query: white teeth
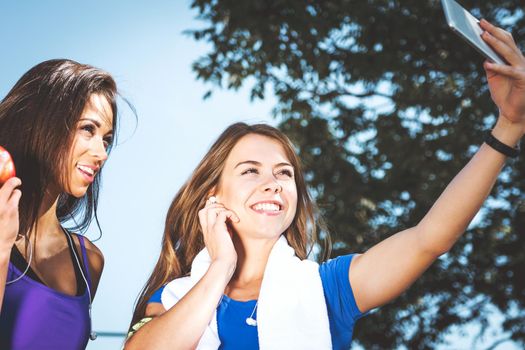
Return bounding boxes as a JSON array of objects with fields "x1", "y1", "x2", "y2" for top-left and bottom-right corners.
[
  {"x1": 253, "y1": 203, "x2": 280, "y2": 211},
  {"x1": 77, "y1": 165, "x2": 94, "y2": 176}
]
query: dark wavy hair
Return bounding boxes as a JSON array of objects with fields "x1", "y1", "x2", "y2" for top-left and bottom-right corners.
[{"x1": 0, "y1": 59, "x2": 118, "y2": 236}]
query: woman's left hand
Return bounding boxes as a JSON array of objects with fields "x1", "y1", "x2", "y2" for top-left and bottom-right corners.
[{"x1": 481, "y1": 19, "x2": 525, "y2": 135}]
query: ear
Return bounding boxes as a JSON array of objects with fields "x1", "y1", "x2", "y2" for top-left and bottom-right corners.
[{"x1": 207, "y1": 186, "x2": 217, "y2": 198}]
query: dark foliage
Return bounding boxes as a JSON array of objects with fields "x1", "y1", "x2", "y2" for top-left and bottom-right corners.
[{"x1": 189, "y1": 1, "x2": 525, "y2": 348}]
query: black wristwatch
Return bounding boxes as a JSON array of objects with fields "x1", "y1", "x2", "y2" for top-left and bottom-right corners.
[{"x1": 484, "y1": 131, "x2": 520, "y2": 158}]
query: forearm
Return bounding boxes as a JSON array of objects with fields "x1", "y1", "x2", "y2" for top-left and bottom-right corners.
[
  {"x1": 352, "y1": 24, "x2": 525, "y2": 312},
  {"x1": 417, "y1": 117, "x2": 522, "y2": 255},
  {"x1": 351, "y1": 118, "x2": 522, "y2": 312},
  {"x1": 125, "y1": 260, "x2": 233, "y2": 350}
]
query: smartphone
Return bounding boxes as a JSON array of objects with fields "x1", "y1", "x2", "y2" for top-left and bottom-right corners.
[{"x1": 441, "y1": 0, "x2": 507, "y2": 65}]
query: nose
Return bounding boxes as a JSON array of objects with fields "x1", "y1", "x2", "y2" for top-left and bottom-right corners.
[
  {"x1": 92, "y1": 137, "x2": 108, "y2": 162},
  {"x1": 261, "y1": 176, "x2": 282, "y2": 194}
]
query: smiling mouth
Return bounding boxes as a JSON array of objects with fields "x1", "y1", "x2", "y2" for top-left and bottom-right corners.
[
  {"x1": 78, "y1": 165, "x2": 94, "y2": 175},
  {"x1": 250, "y1": 202, "x2": 283, "y2": 213},
  {"x1": 77, "y1": 165, "x2": 96, "y2": 179}
]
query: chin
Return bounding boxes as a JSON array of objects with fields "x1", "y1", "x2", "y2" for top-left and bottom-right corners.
[
  {"x1": 69, "y1": 186, "x2": 89, "y2": 198},
  {"x1": 235, "y1": 225, "x2": 284, "y2": 240}
]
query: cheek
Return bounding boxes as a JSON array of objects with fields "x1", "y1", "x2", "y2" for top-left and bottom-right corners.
[
  {"x1": 219, "y1": 180, "x2": 249, "y2": 206},
  {"x1": 70, "y1": 137, "x2": 88, "y2": 158},
  {"x1": 65, "y1": 138, "x2": 82, "y2": 168},
  {"x1": 285, "y1": 183, "x2": 298, "y2": 204},
  {"x1": 54, "y1": 154, "x2": 72, "y2": 190},
  {"x1": 61, "y1": 141, "x2": 83, "y2": 191}
]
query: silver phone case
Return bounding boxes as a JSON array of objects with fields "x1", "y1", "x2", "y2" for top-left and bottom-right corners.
[{"x1": 441, "y1": 0, "x2": 506, "y2": 65}]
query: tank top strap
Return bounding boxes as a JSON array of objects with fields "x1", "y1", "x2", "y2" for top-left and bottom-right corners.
[{"x1": 76, "y1": 235, "x2": 92, "y2": 290}]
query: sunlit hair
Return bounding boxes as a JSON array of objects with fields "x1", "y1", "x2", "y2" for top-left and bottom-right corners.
[
  {"x1": 0, "y1": 59, "x2": 118, "y2": 237},
  {"x1": 130, "y1": 122, "x2": 330, "y2": 327}
]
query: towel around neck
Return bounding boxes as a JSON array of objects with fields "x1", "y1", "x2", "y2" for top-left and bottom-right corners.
[{"x1": 162, "y1": 235, "x2": 332, "y2": 349}]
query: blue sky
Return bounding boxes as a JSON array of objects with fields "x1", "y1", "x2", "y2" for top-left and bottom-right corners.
[
  {"x1": 0, "y1": 1, "x2": 518, "y2": 349},
  {"x1": 1, "y1": 1, "x2": 275, "y2": 348}
]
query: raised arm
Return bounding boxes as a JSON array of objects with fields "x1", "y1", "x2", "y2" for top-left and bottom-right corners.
[
  {"x1": 350, "y1": 19, "x2": 525, "y2": 313},
  {"x1": 125, "y1": 200, "x2": 238, "y2": 350},
  {"x1": 0, "y1": 177, "x2": 22, "y2": 314}
]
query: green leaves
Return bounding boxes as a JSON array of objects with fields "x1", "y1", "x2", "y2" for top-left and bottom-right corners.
[{"x1": 189, "y1": 0, "x2": 525, "y2": 347}]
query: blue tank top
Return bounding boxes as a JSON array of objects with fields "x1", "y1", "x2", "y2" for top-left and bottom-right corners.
[
  {"x1": 149, "y1": 254, "x2": 364, "y2": 350},
  {"x1": 0, "y1": 234, "x2": 92, "y2": 350}
]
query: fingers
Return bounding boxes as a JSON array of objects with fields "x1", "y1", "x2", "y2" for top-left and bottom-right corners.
[
  {"x1": 0, "y1": 177, "x2": 21, "y2": 204},
  {"x1": 212, "y1": 210, "x2": 238, "y2": 234},
  {"x1": 8, "y1": 189, "x2": 22, "y2": 207},
  {"x1": 481, "y1": 31, "x2": 519, "y2": 66},
  {"x1": 480, "y1": 19, "x2": 523, "y2": 66},
  {"x1": 198, "y1": 198, "x2": 220, "y2": 233},
  {"x1": 484, "y1": 61, "x2": 525, "y2": 82},
  {"x1": 198, "y1": 197, "x2": 240, "y2": 237},
  {"x1": 480, "y1": 19, "x2": 516, "y2": 46},
  {"x1": 481, "y1": 31, "x2": 514, "y2": 65},
  {"x1": 0, "y1": 180, "x2": 20, "y2": 229},
  {"x1": 205, "y1": 197, "x2": 239, "y2": 222},
  {"x1": 206, "y1": 204, "x2": 239, "y2": 233},
  {"x1": 0, "y1": 189, "x2": 21, "y2": 218}
]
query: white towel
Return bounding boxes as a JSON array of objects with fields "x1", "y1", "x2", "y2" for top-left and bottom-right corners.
[{"x1": 162, "y1": 235, "x2": 332, "y2": 349}]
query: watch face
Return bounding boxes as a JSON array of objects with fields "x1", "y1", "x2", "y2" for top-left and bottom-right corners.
[{"x1": 0, "y1": 146, "x2": 16, "y2": 184}]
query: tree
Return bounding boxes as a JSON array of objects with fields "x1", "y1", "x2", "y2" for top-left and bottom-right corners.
[{"x1": 188, "y1": 0, "x2": 525, "y2": 348}]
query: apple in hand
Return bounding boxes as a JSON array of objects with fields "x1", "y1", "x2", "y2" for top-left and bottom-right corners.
[{"x1": 0, "y1": 146, "x2": 16, "y2": 185}]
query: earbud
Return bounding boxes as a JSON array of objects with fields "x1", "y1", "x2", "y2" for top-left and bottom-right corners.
[
  {"x1": 88, "y1": 303, "x2": 96, "y2": 341},
  {"x1": 245, "y1": 301, "x2": 258, "y2": 327}
]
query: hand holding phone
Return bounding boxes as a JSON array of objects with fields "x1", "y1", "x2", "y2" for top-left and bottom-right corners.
[{"x1": 441, "y1": 0, "x2": 507, "y2": 65}]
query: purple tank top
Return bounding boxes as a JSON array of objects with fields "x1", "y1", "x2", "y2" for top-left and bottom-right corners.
[{"x1": 0, "y1": 235, "x2": 92, "y2": 350}]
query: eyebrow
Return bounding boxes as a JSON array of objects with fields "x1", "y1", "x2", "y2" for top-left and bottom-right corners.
[
  {"x1": 79, "y1": 118, "x2": 113, "y2": 134},
  {"x1": 234, "y1": 160, "x2": 294, "y2": 169}
]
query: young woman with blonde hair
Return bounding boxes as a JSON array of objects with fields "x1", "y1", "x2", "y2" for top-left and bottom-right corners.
[{"x1": 126, "y1": 20, "x2": 525, "y2": 349}]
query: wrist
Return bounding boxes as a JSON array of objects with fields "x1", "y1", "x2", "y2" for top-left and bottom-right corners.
[
  {"x1": 209, "y1": 259, "x2": 237, "y2": 282},
  {"x1": 485, "y1": 116, "x2": 522, "y2": 158},
  {"x1": 492, "y1": 116, "x2": 524, "y2": 146}
]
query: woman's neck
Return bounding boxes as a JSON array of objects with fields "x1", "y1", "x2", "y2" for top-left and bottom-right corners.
[
  {"x1": 230, "y1": 235, "x2": 278, "y2": 285},
  {"x1": 28, "y1": 190, "x2": 61, "y2": 239},
  {"x1": 16, "y1": 194, "x2": 63, "y2": 261}
]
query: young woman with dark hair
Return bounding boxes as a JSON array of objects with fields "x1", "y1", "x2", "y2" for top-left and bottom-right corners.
[
  {"x1": 0, "y1": 59, "x2": 119, "y2": 349},
  {"x1": 125, "y1": 20, "x2": 524, "y2": 349}
]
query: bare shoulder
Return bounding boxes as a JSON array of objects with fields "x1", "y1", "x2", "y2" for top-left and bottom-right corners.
[
  {"x1": 82, "y1": 236, "x2": 104, "y2": 266},
  {"x1": 73, "y1": 235, "x2": 104, "y2": 273},
  {"x1": 350, "y1": 253, "x2": 363, "y2": 267},
  {"x1": 72, "y1": 234, "x2": 105, "y2": 296}
]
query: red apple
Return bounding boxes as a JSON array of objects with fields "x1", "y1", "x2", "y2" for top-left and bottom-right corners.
[{"x1": 0, "y1": 146, "x2": 16, "y2": 184}]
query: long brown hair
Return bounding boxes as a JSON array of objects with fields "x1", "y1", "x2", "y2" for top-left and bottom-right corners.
[
  {"x1": 130, "y1": 122, "x2": 330, "y2": 327},
  {"x1": 0, "y1": 59, "x2": 118, "y2": 237}
]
